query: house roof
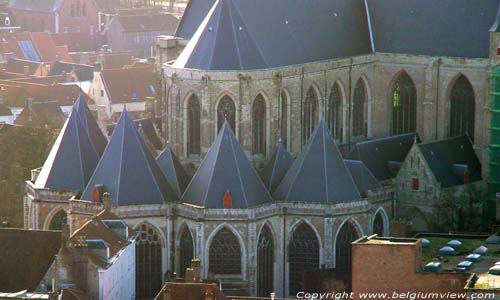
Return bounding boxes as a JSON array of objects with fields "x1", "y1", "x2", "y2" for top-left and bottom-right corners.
[
  {"x1": 0, "y1": 228, "x2": 61, "y2": 292},
  {"x1": 49, "y1": 61, "x2": 94, "y2": 81},
  {"x1": 274, "y1": 120, "x2": 361, "y2": 203},
  {"x1": 156, "y1": 144, "x2": 190, "y2": 198},
  {"x1": 9, "y1": 0, "x2": 63, "y2": 13},
  {"x1": 29, "y1": 32, "x2": 58, "y2": 62},
  {"x1": 100, "y1": 66, "x2": 156, "y2": 103},
  {"x1": 14, "y1": 100, "x2": 65, "y2": 127},
  {"x1": 81, "y1": 110, "x2": 178, "y2": 206},
  {"x1": 366, "y1": 0, "x2": 500, "y2": 59},
  {"x1": 3, "y1": 58, "x2": 41, "y2": 75},
  {"x1": 113, "y1": 13, "x2": 179, "y2": 33},
  {"x1": 347, "y1": 132, "x2": 419, "y2": 181},
  {"x1": 74, "y1": 94, "x2": 107, "y2": 157},
  {"x1": 418, "y1": 135, "x2": 482, "y2": 188},
  {"x1": 181, "y1": 121, "x2": 272, "y2": 208},
  {"x1": 344, "y1": 159, "x2": 380, "y2": 197},
  {"x1": 35, "y1": 107, "x2": 99, "y2": 191},
  {"x1": 173, "y1": 0, "x2": 371, "y2": 70},
  {"x1": 260, "y1": 142, "x2": 294, "y2": 194}
]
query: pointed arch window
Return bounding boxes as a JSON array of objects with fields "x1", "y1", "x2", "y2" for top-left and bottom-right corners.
[
  {"x1": 303, "y1": 87, "x2": 318, "y2": 143},
  {"x1": 49, "y1": 210, "x2": 67, "y2": 230},
  {"x1": 391, "y1": 73, "x2": 417, "y2": 135},
  {"x1": 217, "y1": 96, "x2": 236, "y2": 133},
  {"x1": 353, "y1": 79, "x2": 367, "y2": 137},
  {"x1": 257, "y1": 225, "x2": 274, "y2": 297},
  {"x1": 187, "y1": 95, "x2": 201, "y2": 156},
  {"x1": 449, "y1": 75, "x2": 475, "y2": 140},
  {"x1": 136, "y1": 223, "x2": 163, "y2": 299},
  {"x1": 179, "y1": 226, "x2": 194, "y2": 278},
  {"x1": 289, "y1": 223, "x2": 319, "y2": 295},
  {"x1": 335, "y1": 221, "x2": 360, "y2": 291},
  {"x1": 209, "y1": 227, "x2": 241, "y2": 275},
  {"x1": 280, "y1": 91, "x2": 288, "y2": 148},
  {"x1": 328, "y1": 82, "x2": 343, "y2": 142},
  {"x1": 253, "y1": 95, "x2": 266, "y2": 156},
  {"x1": 373, "y1": 212, "x2": 385, "y2": 237}
]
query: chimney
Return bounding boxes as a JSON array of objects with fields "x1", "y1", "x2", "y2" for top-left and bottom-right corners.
[
  {"x1": 23, "y1": 65, "x2": 30, "y2": 77},
  {"x1": 103, "y1": 192, "x2": 112, "y2": 211},
  {"x1": 72, "y1": 237, "x2": 89, "y2": 292}
]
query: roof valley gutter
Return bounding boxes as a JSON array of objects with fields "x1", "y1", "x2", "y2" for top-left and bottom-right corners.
[{"x1": 363, "y1": 0, "x2": 375, "y2": 53}]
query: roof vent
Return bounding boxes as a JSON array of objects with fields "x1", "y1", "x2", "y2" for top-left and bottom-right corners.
[
  {"x1": 421, "y1": 238, "x2": 431, "y2": 248},
  {"x1": 456, "y1": 260, "x2": 473, "y2": 271},
  {"x1": 447, "y1": 240, "x2": 462, "y2": 248},
  {"x1": 466, "y1": 253, "x2": 482, "y2": 262},
  {"x1": 474, "y1": 245, "x2": 488, "y2": 255},
  {"x1": 102, "y1": 220, "x2": 129, "y2": 240},
  {"x1": 424, "y1": 261, "x2": 441, "y2": 272},
  {"x1": 439, "y1": 246, "x2": 455, "y2": 255}
]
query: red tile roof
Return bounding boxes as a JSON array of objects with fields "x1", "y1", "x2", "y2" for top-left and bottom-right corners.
[{"x1": 30, "y1": 32, "x2": 58, "y2": 62}]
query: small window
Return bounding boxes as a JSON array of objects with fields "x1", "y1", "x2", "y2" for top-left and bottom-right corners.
[
  {"x1": 100, "y1": 90, "x2": 104, "y2": 97},
  {"x1": 412, "y1": 178, "x2": 419, "y2": 191}
]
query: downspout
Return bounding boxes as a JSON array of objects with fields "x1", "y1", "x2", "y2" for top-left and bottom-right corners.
[
  {"x1": 282, "y1": 207, "x2": 287, "y2": 298},
  {"x1": 434, "y1": 58, "x2": 442, "y2": 140}
]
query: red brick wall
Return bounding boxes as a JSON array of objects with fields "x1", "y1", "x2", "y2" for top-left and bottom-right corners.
[
  {"x1": 352, "y1": 242, "x2": 469, "y2": 300},
  {"x1": 10, "y1": 10, "x2": 55, "y2": 32}
]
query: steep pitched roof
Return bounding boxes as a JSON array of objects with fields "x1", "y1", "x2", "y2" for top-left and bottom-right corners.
[
  {"x1": 9, "y1": 0, "x2": 63, "y2": 12},
  {"x1": 366, "y1": 0, "x2": 500, "y2": 59},
  {"x1": 100, "y1": 66, "x2": 156, "y2": 103},
  {"x1": 418, "y1": 135, "x2": 482, "y2": 188},
  {"x1": 156, "y1": 144, "x2": 190, "y2": 198},
  {"x1": 136, "y1": 118, "x2": 162, "y2": 150},
  {"x1": 260, "y1": 142, "x2": 294, "y2": 194},
  {"x1": 174, "y1": 0, "x2": 371, "y2": 70},
  {"x1": 181, "y1": 121, "x2": 272, "y2": 208},
  {"x1": 81, "y1": 110, "x2": 177, "y2": 206},
  {"x1": 35, "y1": 108, "x2": 99, "y2": 191},
  {"x1": 347, "y1": 132, "x2": 419, "y2": 181},
  {"x1": 274, "y1": 121, "x2": 361, "y2": 203},
  {"x1": 0, "y1": 229, "x2": 61, "y2": 292},
  {"x1": 175, "y1": 0, "x2": 216, "y2": 39},
  {"x1": 14, "y1": 100, "x2": 65, "y2": 127},
  {"x1": 75, "y1": 94, "x2": 107, "y2": 157},
  {"x1": 344, "y1": 159, "x2": 380, "y2": 197}
]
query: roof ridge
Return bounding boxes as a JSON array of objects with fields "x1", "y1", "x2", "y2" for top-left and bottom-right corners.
[
  {"x1": 226, "y1": 0, "x2": 243, "y2": 70},
  {"x1": 228, "y1": 127, "x2": 248, "y2": 207},
  {"x1": 201, "y1": 125, "x2": 225, "y2": 206}
]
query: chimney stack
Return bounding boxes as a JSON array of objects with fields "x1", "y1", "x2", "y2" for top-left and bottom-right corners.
[
  {"x1": 72, "y1": 237, "x2": 89, "y2": 292},
  {"x1": 103, "y1": 192, "x2": 112, "y2": 211}
]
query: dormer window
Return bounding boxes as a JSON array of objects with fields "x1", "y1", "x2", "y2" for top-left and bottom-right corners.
[{"x1": 86, "y1": 239, "x2": 110, "y2": 262}]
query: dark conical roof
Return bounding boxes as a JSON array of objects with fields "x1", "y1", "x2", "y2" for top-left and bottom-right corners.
[
  {"x1": 74, "y1": 94, "x2": 107, "y2": 156},
  {"x1": 35, "y1": 108, "x2": 99, "y2": 191},
  {"x1": 156, "y1": 144, "x2": 190, "y2": 198},
  {"x1": 181, "y1": 121, "x2": 272, "y2": 208},
  {"x1": 273, "y1": 121, "x2": 361, "y2": 203},
  {"x1": 344, "y1": 159, "x2": 380, "y2": 197},
  {"x1": 81, "y1": 110, "x2": 178, "y2": 206},
  {"x1": 260, "y1": 142, "x2": 294, "y2": 193}
]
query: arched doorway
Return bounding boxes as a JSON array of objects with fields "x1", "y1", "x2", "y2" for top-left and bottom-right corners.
[
  {"x1": 391, "y1": 72, "x2": 416, "y2": 135},
  {"x1": 178, "y1": 226, "x2": 194, "y2": 278},
  {"x1": 136, "y1": 223, "x2": 163, "y2": 299},
  {"x1": 302, "y1": 87, "x2": 319, "y2": 143},
  {"x1": 253, "y1": 94, "x2": 266, "y2": 156},
  {"x1": 49, "y1": 209, "x2": 67, "y2": 230},
  {"x1": 373, "y1": 212, "x2": 385, "y2": 237},
  {"x1": 288, "y1": 222, "x2": 319, "y2": 296},
  {"x1": 449, "y1": 75, "x2": 475, "y2": 140},
  {"x1": 257, "y1": 224, "x2": 274, "y2": 296},
  {"x1": 217, "y1": 95, "x2": 236, "y2": 132},
  {"x1": 209, "y1": 227, "x2": 242, "y2": 275},
  {"x1": 335, "y1": 220, "x2": 360, "y2": 290}
]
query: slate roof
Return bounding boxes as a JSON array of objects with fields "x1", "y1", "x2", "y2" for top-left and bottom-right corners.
[
  {"x1": 347, "y1": 132, "x2": 419, "y2": 181},
  {"x1": 0, "y1": 228, "x2": 61, "y2": 292},
  {"x1": 74, "y1": 94, "x2": 107, "y2": 157},
  {"x1": 9, "y1": 0, "x2": 63, "y2": 12},
  {"x1": 81, "y1": 109, "x2": 177, "y2": 206},
  {"x1": 274, "y1": 121, "x2": 361, "y2": 203},
  {"x1": 136, "y1": 118, "x2": 162, "y2": 150},
  {"x1": 344, "y1": 159, "x2": 380, "y2": 197},
  {"x1": 35, "y1": 108, "x2": 99, "y2": 191},
  {"x1": 156, "y1": 144, "x2": 190, "y2": 198},
  {"x1": 260, "y1": 142, "x2": 294, "y2": 194},
  {"x1": 173, "y1": 0, "x2": 371, "y2": 70},
  {"x1": 366, "y1": 0, "x2": 500, "y2": 59},
  {"x1": 418, "y1": 135, "x2": 482, "y2": 188},
  {"x1": 181, "y1": 121, "x2": 272, "y2": 208},
  {"x1": 175, "y1": 0, "x2": 216, "y2": 39}
]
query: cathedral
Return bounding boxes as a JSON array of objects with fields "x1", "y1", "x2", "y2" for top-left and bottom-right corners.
[{"x1": 23, "y1": 0, "x2": 500, "y2": 298}]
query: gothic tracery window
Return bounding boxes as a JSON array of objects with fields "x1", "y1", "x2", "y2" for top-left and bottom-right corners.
[
  {"x1": 328, "y1": 82, "x2": 343, "y2": 142},
  {"x1": 391, "y1": 72, "x2": 417, "y2": 135},
  {"x1": 253, "y1": 94, "x2": 266, "y2": 156},
  {"x1": 289, "y1": 223, "x2": 319, "y2": 296},
  {"x1": 217, "y1": 95, "x2": 236, "y2": 133},
  {"x1": 449, "y1": 75, "x2": 475, "y2": 140},
  {"x1": 209, "y1": 227, "x2": 241, "y2": 275},
  {"x1": 257, "y1": 225, "x2": 274, "y2": 297},
  {"x1": 179, "y1": 226, "x2": 194, "y2": 278},
  {"x1": 303, "y1": 87, "x2": 318, "y2": 143},
  {"x1": 136, "y1": 223, "x2": 163, "y2": 299},
  {"x1": 49, "y1": 210, "x2": 67, "y2": 230},
  {"x1": 352, "y1": 79, "x2": 367, "y2": 137},
  {"x1": 187, "y1": 95, "x2": 201, "y2": 156}
]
